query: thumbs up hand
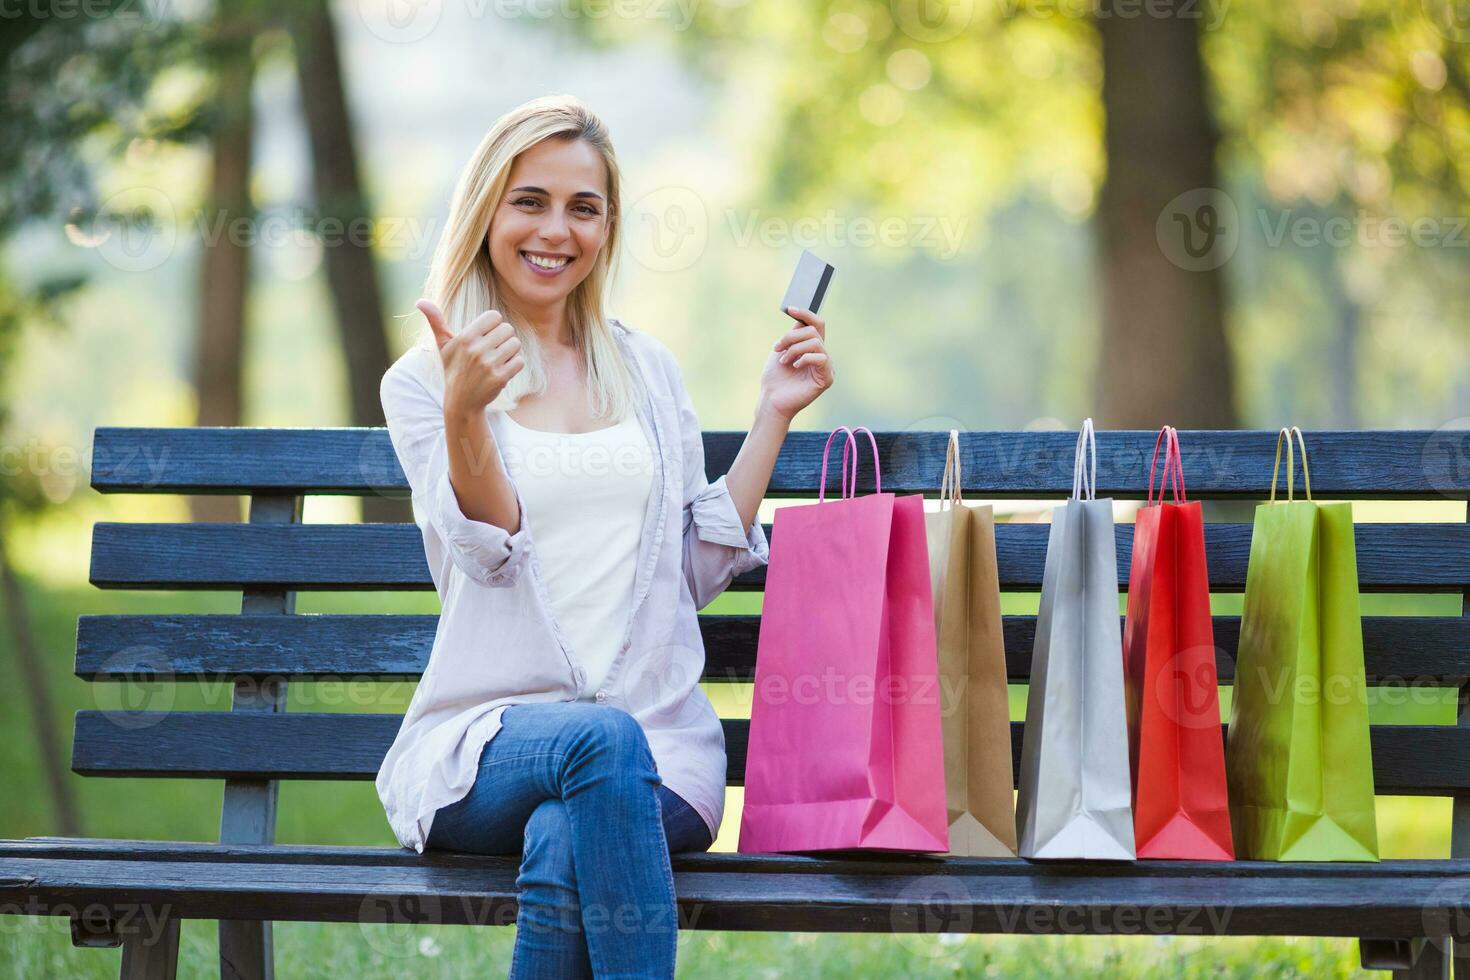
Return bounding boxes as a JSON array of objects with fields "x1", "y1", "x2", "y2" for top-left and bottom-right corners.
[{"x1": 419, "y1": 298, "x2": 525, "y2": 420}]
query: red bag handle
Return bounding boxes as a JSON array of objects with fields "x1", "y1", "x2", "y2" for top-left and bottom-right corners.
[{"x1": 1147, "y1": 425, "x2": 1188, "y2": 506}]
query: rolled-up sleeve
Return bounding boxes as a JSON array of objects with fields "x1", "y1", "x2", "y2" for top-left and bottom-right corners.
[
  {"x1": 665, "y1": 350, "x2": 770, "y2": 610},
  {"x1": 381, "y1": 360, "x2": 533, "y2": 590}
]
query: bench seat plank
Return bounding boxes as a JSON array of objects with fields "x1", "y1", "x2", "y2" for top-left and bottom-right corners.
[{"x1": 2, "y1": 839, "x2": 1467, "y2": 937}]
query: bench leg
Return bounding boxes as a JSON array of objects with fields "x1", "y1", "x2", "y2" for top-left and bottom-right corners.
[
  {"x1": 216, "y1": 493, "x2": 301, "y2": 980},
  {"x1": 1402, "y1": 938, "x2": 1450, "y2": 980},
  {"x1": 119, "y1": 913, "x2": 180, "y2": 980},
  {"x1": 219, "y1": 920, "x2": 272, "y2": 980}
]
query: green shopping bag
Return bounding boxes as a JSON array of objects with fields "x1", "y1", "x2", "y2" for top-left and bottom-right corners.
[{"x1": 1225, "y1": 427, "x2": 1380, "y2": 861}]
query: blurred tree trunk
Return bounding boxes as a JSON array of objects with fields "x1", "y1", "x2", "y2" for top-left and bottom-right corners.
[
  {"x1": 189, "y1": 9, "x2": 257, "y2": 524},
  {"x1": 1327, "y1": 255, "x2": 1362, "y2": 429},
  {"x1": 0, "y1": 528, "x2": 79, "y2": 836},
  {"x1": 1095, "y1": 1, "x2": 1238, "y2": 430},
  {"x1": 288, "y1": 0, "x2": 406, "y2": 524}
]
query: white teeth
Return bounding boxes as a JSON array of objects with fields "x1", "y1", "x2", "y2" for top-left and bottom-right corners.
[{"x1": 524, "y1": 253, "x2": 569, "y2": 270}]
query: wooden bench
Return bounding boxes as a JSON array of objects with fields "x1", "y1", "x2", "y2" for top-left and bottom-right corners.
[{"x1": 1, "y1": 425, "x2": 1468, "y2": 979}]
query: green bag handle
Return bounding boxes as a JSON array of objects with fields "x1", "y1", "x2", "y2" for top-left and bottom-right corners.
[{"x1": 1269, "y1": 426, "x2": 1313, "y2": 502}]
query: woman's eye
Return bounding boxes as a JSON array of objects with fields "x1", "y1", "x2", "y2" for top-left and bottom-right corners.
[
  {"x1": 575, "y1": 204, "x2": 600, "y2": 216},
  {"x1": 514, "y1": 197, "x2": 541, "y2": 207}
]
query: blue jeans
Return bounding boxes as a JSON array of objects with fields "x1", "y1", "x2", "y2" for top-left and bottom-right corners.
[{"x1": 424, "y1": 701, "x2": 714, "y2": 978}]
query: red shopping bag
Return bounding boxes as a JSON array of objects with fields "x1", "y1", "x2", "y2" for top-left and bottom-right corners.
[
  {"x1": 738, "y1": 427, "x2": 948, "y2": 853},
  {"x1": 1122, "y1": 426, "x2": 1235, "y2": 860}
]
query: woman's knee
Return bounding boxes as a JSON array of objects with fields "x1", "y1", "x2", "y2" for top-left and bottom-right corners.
[{"x1": 564, "y1": 704, "x2": 654, "y2": 768}]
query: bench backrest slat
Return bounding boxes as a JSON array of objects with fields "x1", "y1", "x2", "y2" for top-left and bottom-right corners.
[
  {"x1": 88, "y1": 522, "x2": 1470, "y2": 592},
  {"x1": 91, "y1": 427, "x2": 1470, "y2": 499},
  {"x1": 70, "y1": 710, "x2": 1470, "y2": 796},
  {"x1": 74, "y1": 612, "x2": 1470, "y2": 685}
]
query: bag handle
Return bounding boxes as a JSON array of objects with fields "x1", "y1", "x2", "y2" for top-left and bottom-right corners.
[
  {"x1": 843, "y1": 426, "x2": 881, "y2": 499},
  {"x1": 819, "y1": 427, "x2": 856, "y2": 504},
  {"x1": 1147, "y1": 425, "x2": 1187, "y2": 506},
  {"x1": 939, "y1": 429, "x2": 962, "y2": 510},
  {"x1": 1071, "y1": 418, "x2": 1097, "y2": 501},
  {"x1": 820, "y1": 427, "x2": 883, "y2": 502},
  {"x1": 1269, "y1": 426, "x2": 1313, "y2": 503}
]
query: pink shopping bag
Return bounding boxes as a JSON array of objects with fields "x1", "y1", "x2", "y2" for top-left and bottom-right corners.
[{"x1": 738, "y1": 427, "x2": 949, "y2": 853}]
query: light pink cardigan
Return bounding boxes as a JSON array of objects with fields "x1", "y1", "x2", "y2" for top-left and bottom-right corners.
[{"x1": 375, "y1": 319, "x2": 769, "y2": 853}]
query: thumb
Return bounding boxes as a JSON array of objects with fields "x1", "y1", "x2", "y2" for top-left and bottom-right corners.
[{"x1": 416, "y1": 299, "x2": 452, "y2": 350}]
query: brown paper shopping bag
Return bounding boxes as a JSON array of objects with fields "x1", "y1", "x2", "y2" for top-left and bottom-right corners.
[{"x1": 924, "y1": 429, "x2": 1018, "y2": 856}]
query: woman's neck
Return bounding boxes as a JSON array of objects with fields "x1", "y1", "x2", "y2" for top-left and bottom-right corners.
[{"x1": 507, "y1": 296, "x2": 573, "y2": 350}]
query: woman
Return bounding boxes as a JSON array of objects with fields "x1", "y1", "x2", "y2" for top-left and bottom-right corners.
[{"x1": 375, "y1": 93, "x2": 835, "y2": 978}]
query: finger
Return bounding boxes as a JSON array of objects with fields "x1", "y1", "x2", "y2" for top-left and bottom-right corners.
[
  {"x1": 778, "y1": 338, "x2": 824, "y2": 364},
  {"x1": 417, "y1": 299, "x2": 452, "y2": 349},
  {"x1": 488, "y1": 333, "x2": 525, "y2": 369},
  {"x1": 462, "y1": 308, "x2": 508, "y2": 341},
  {"x1": 467, "y1": 331, "x2": 522, "y2": 368},
  {"x1": 792, "y1": 351, "x2": 831, "y2": 371},
  {"x1": 500, "y1": 352, "x2": 526, "y2": 380},
  {"x1": 783, "y1": 306, "x2": 826, "y2": 337},
  {"x1": 773, "y1": 324, "x2": 819, "y2": 352}
]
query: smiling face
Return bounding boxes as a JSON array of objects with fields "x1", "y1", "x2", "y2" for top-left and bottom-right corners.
[{"x1": 487, "y1": 136, "x2": 612, "y2": 323}]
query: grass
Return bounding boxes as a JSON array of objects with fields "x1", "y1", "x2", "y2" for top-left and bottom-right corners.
[{"x1": 0, "y1": 498, "x2": 1463, "y2": 976}]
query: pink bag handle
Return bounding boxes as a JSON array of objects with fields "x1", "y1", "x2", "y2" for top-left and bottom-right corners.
[
  {"x1": 1147, "y1": 425, "x2": 1187, "y2": 506},
  {"x1": 820, "y1": 427, "x2": 857, "y2": 503},
  {"x1": 845, "y1": 427, "x2": 880, "y2": 499},
  {"x1": 820, "y1": 426, "x2": 881, "y2": 502}
]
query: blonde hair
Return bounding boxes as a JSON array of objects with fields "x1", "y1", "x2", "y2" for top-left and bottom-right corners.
[{"x1": 411, "y1": 94, "x2": 639, "y2": 421}]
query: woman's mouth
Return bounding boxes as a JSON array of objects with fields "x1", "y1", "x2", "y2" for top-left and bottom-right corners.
[{"x1": 521, "y1": 251, "x2": 573, "y2": 277}]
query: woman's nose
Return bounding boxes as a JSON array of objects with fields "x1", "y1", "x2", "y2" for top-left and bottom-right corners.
[{"x1": 539, "y1": 207, "x2": 571, "y2": 241}]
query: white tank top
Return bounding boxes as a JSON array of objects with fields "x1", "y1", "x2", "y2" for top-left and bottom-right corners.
[{"x1": 494, "y1": 408, "x2": 655, "y2": 696}]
